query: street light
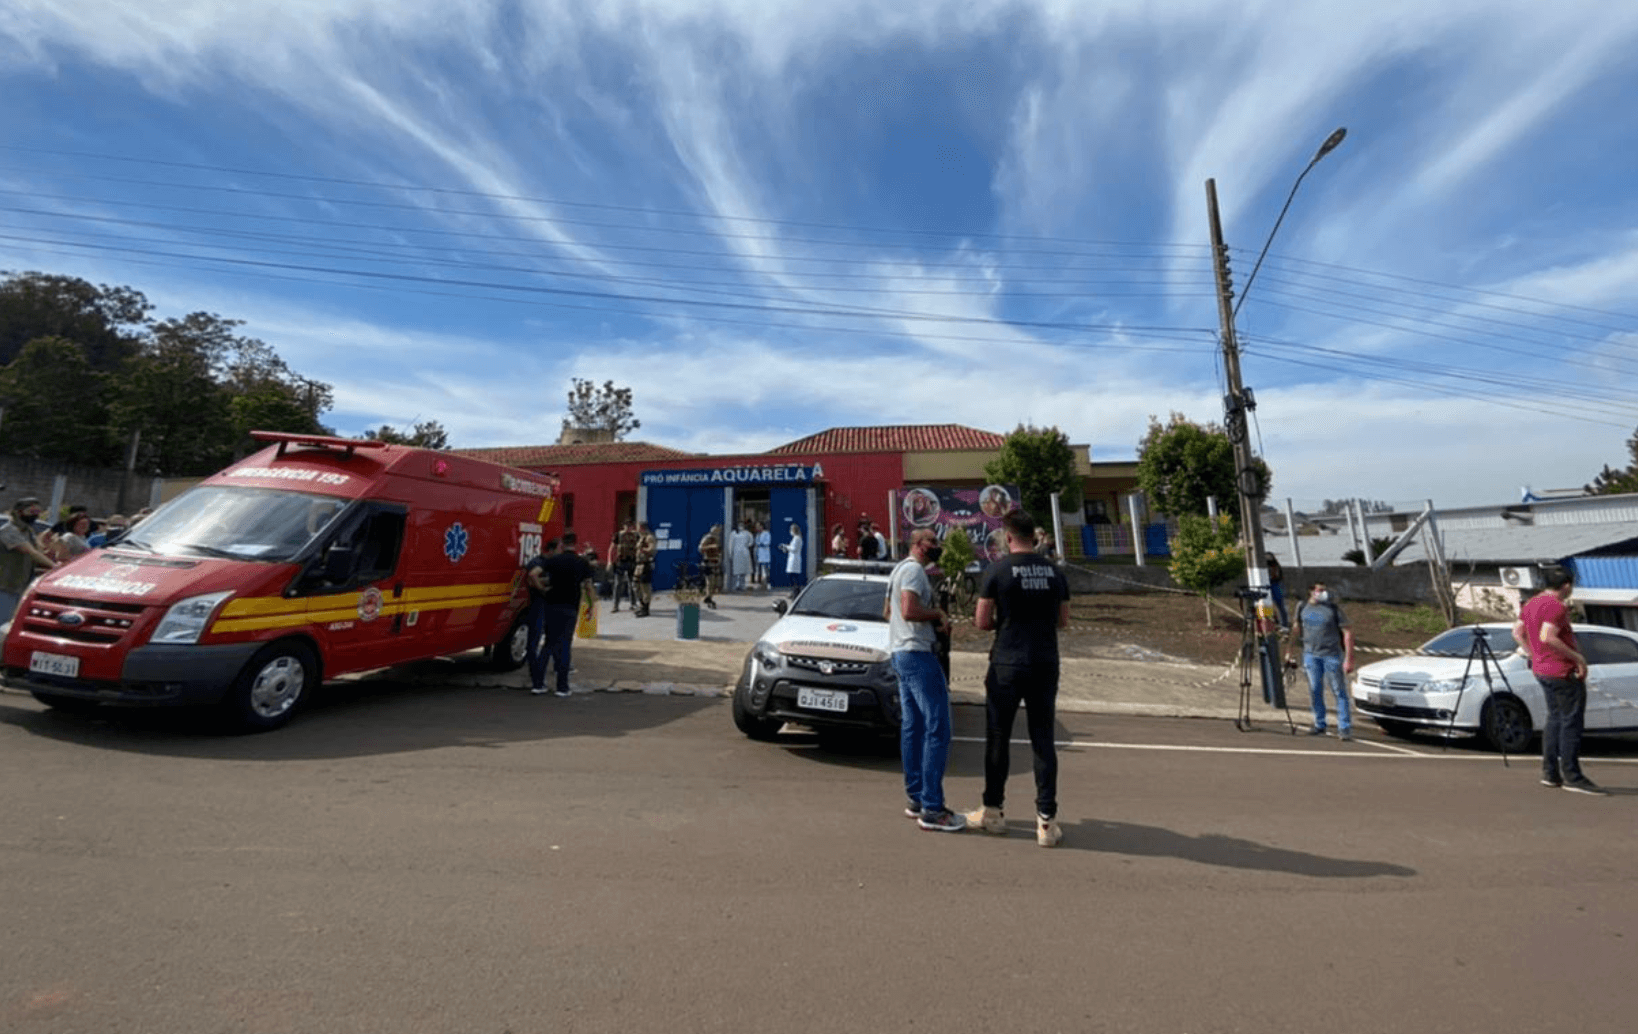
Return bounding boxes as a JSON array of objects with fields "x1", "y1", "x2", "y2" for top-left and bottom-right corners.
[
  {"x1": 1206, "y1": 125, "x2": 1347, "y2": 592},
  {"x1": 1205, "y1": 126, "x2": 1346, "y2": 722},
  {"x1": 1234, "y1": 127, "x2": 1347, "y2": 320}
]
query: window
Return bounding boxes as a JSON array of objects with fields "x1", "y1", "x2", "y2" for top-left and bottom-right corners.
[{"x1": 1580, "y1": 632, "x2": 1638, "y2": 666}]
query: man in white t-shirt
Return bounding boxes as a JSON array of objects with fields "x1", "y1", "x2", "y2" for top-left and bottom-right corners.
[{"x1": 890, "y1": 528, "x2": 964, "y2": 833}]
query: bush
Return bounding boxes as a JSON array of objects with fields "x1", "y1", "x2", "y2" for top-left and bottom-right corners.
[
  {"x1": 940, "y1": 527, "x2": 976, "y2": 579},
  {"x1": 1168, "y1": 514, "x2": 1244, "y2": 627}
]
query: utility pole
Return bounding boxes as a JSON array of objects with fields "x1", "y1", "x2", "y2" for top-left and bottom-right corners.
[{"x1": 1206, "y1": 179, "x2": 1268, "y2": 593}]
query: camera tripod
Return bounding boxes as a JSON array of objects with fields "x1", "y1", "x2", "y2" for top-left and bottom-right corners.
[
  {"x1": 1448, "y1": 628, "x2": 1515, "y2": 767},
  {"x1": 1234, "y1": 586, "x2": 1296, "y2": 733}
]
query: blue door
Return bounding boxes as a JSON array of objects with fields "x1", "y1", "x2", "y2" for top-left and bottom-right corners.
[
  {"x1": 768, "y1": 487, "x2": 810, "y2": 588},
  {"x1": 648, "y1": 487, "x2": 725, "y2": 591}
]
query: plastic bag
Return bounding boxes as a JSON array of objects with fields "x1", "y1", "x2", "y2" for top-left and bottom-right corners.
[{"x1": 576, "y1": 599, "x2": 599, "y2": 639}]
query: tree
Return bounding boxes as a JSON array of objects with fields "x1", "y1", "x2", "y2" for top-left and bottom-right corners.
[
  {"x1": 1135, "y1": 412, "x2": 1272, "y2": 523},
  {"x1": 562, "y1": 379, "x2": 639, "y2": 440},
  {"x1": 365, "y1": 420, "x2": 450, "y2": 449},
  {"x1": 1168, "y1": 513, "x2": 1245, "y2": 628},
  {"x1": 1342, "y1": 538, "x2": 1397, "y2": 566},
  {"x1": 0, "y1": 271, "x2": 151, "y2": 371},
  {"x1": 1586, "y1": 427, "x2": 1638, "y2": 495},
  {"x1": 0, "y1": 336, "x2": 117, "y2": 464},
  {"x1": 982, "y1": 424, "x2": 1082, "y2": 523}
]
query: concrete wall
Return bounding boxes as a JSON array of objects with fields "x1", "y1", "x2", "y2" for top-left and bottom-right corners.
[{"x1": 0, "y1": 454, "x2": 164, "y2": 519}]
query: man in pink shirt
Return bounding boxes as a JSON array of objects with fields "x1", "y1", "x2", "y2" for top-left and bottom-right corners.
[{"x1": 1513, "y1": 569, "x2": 1606, "y2": 795}]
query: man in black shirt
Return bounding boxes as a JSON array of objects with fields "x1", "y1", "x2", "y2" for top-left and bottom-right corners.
[
  {"x1": 525, "y1": 532, "x2": 596, "y2": 697},
  {"x1": 966, "y1": 510, "x2": 1071, "y2": 846}
]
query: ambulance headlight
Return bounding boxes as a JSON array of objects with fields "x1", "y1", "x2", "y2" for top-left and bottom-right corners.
[{"x1": 151, "y1": 591, "x2": 235, "y2": 645}]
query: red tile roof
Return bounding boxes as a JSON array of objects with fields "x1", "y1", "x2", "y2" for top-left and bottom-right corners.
[
  {"x1": 451, "y1": 441, "x2": 699, "y2": 468},
  {"x1": 768, "y1": 424, "x2": 1005, "y2": 455}
]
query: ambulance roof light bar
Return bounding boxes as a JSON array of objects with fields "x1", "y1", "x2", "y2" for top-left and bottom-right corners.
[{"x1": 249, "y1": 430, "x2": 390, "y2": 460}]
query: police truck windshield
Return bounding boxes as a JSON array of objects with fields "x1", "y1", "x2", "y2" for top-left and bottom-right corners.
[{"x1": 118, "y1": 487, "x2": 347, "y2": 563}]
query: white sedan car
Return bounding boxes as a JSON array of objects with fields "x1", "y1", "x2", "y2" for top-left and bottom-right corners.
[{"x1": 1350, "y1": 623, "x2": 1638, "y2": 752}]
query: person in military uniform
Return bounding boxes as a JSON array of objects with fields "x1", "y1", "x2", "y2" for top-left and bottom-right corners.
[
  {"x1": 634, "y1": 522, "x2": 657, "y2": 617},
  {"x1": 611, "y1": 520, "x2": 640, "y2": 612},
  {"x1": 698, "y1": 524, "x2": 722, "y2": 610}
]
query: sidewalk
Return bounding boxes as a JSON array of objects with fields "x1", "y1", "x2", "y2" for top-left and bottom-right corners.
[{"x1": 465, "y1": 589, "x2": 1300, "y2": 723}]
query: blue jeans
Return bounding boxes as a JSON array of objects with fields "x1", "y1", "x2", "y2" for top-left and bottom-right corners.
[
  {"x1": 1305, "y1": 652, "x2": 1350, "y2": 732},
  {"x1": 1269, "y1": 582, "x2": 1289, "y2": 628},
  {"x1": 893, "y1": 649, "x2": 953, "y2": 814},
  {"x1": 527, "y1": 599, "x2": 577, "y2": 691},
  {"x1": 1537, "y1": 675, "x2": 1587, "y2": 781}
]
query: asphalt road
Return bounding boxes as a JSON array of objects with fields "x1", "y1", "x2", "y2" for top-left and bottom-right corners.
[{"x1": 3, "y1": 683, "x2": 1636, "y2": 1034}]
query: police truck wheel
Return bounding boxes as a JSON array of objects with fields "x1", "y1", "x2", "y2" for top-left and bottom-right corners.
[
  {"x1": 490, "y1": 614, "x2": 529, "y2": 671},
  {"x1": 223, "y1": 641, "x2": 316, "y2": 732},
  {"x1": 732, "y1": 684, "x2": 781, "y2": 741}
]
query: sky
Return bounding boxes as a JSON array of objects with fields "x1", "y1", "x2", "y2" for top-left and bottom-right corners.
[{"x1": 2, "y1": 0, "x2": 1637, "y2": 511}]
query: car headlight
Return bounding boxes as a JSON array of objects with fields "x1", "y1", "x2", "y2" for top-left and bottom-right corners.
[
  {"x1": 752, "y1": 641, "x2": 782, "y2": 669},
  {"x1": 150, "y1": 591, "x2": 235, "y2": 645},
  {"x1": 1422, "y1": 677, "x2": 1467, "y2": 693}
]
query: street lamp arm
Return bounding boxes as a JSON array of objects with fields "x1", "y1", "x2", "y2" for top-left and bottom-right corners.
[{"x1": 1231, "y1": 127, "x2": 1347, "y2": 320}]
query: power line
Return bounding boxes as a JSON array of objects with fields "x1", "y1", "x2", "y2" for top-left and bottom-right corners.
[
  {"x1": 0, "y1": 145, "x2": 1213, "y2": 251},
  {"x1": 0, "y1": 188, "x2": 1217, "y2": 276},
  {"x1": 6, "y1": 239, "x2": 1222, "y2": 357},
  {"x1": 0, "y1": 165, "x2": 1208, "y2": 262},
  {"x1": 0, "y1": 230, "x2": 1214, "y2": 338},
  {"x1": 1232, "y1": 246, "x2": 1638, "y2": 327}
]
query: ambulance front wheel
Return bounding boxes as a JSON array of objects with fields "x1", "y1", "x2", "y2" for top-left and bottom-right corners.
[
  {"x1": 489, "y1": 614, "x2": 530, "y2": 671},
  {"x1": 222, "y1": 641, "x2": 317, "y2": 732}
]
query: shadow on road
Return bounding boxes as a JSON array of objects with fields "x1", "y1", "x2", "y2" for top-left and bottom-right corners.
[
  {"x1": 1066, "y1": 818, "x2": 1418, "y2": 879},
  {"x1": 0, "y1": 678, "x2": 716, "y2": 762}
]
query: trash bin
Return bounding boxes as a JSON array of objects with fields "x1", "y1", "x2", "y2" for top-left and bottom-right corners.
[{"x1": 676, "y1": 602, "x2": 700, "y2": 640}]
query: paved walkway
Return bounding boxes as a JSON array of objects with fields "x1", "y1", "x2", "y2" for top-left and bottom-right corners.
[{"x1": 462, "y1": 589, "x2": 1306, "y2": 724}]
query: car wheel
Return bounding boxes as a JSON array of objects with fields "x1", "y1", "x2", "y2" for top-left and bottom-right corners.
[
  {"x1": 490, "y1": 613, "x2": 530, "y2": 671},
  {"x1": 732, "y1": 684, "x2": 781, "y2": 741},
  {"x1": 221, "y1": 641, "x2": 316, "y2": 732},
  {"x1": 1375, "y1": 719, "x2": 1419, "y2": 741},
  {"x1": 1481, "y1": 695, "x2": 1533, "y2": 753},
  {"x1": 30, "y1": 692, "x2": 103, "y2": 717}
]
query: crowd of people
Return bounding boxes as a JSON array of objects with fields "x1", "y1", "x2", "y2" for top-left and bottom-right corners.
[{"x1": 0, "y1": 496, "x2": 149, "y2": 623}]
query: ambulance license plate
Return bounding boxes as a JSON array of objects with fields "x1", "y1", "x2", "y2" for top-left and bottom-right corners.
[
  {"x1": 798, "y1": 687, "x2": 848, "y2": 713},
  {"x1": 29, "y1": 651, "x2": 80, "y2": 678}
]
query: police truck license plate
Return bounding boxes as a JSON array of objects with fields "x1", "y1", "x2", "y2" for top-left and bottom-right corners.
[
  {"x1": 29, "y1": 651, "x2": 80, "y2": 678},
  {"x1": 798, "y1": 687, "x2": 848, "y2": 713}
]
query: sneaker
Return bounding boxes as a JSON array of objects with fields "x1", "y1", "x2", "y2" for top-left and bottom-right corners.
[
  {"x1": 1037, "y1": 813, "x2": 1063, "y2": 848},
  {"x1": 1541, "y1": 774, "x2": 1563, "y2": 788},
  {"x1": 964, "y1": 806, "x2": 1006, "y2": 835},
  {"x1": 904, "y1": 801, "x2": 921, "y2": 819},
  {"x1": 1306, "y1": 726, "x2": 1327, "y2": 736},
  {"x1": 553, "y1": 689, "x2": 572, "y2": 698},
  {"x1": 530, "y1": 686, "x2": 549, "y2": 695},
  {"x1": 917, "y1": 808, "x2": 966, "y2": 833},
  {"x1": 1563, "y1": 777, "x2": 1610, "y2": 796},
  {"x1": 1337, "y1": 731, "x2": 1353, "y2": 742}
]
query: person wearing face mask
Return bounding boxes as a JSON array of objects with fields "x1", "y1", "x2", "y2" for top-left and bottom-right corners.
[
  {"x1": 890, "y1": 528, "x2": 965, "y2": 832},
  {"x1": 0, "y1": 497, "x2": 59, "y2": 623},
  {"x1": 1291, "y1": 582, "x2": 1355, "y2": 740}
]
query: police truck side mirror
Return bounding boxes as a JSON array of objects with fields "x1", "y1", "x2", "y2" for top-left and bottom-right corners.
[{"x1": 772, "y1": 599, "x2": 789, "y2": 615}]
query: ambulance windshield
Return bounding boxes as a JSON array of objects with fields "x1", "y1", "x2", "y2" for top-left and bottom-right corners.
[{"x1": 118, "y1": 487, "x2": 347, "y2": 563}]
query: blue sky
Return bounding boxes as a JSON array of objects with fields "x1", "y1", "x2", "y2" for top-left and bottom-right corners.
[{"x1": 3, "y1": 0, "x2": 1637, "y2": 509}]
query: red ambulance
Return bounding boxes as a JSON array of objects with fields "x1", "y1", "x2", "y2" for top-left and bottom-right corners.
[{"x1": 2, "y1": 432, "x2": 561, "y2": 730}]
